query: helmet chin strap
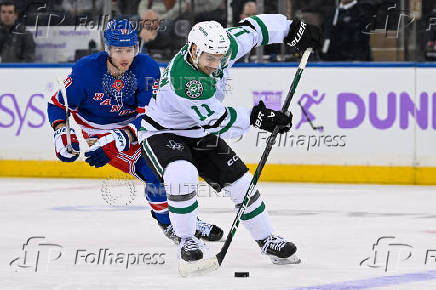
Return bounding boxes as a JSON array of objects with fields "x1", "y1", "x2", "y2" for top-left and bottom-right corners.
[
  {"x1": 194, "y1": 50, "x2": 201, "y2": 69},
  {"x1": 107, "y1": 51, "x2": 131, "y2": 79},
  {"x1": 188, "y1": 43, "x2": 201, "y2": 69},
  {"x1": 107, "y1": 55, "x2": 121, "y2": 71},
  {"x1": 107, "y1": 55, "x2": 124, "y2": 78}
]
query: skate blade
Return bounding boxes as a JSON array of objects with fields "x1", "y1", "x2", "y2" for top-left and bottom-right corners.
[
  {"x1": 269, "y1": 254, "x2": 301, "y2": 265},
  {"x1": 178, "y1": 257, "x2": 220, "y2": 277}
]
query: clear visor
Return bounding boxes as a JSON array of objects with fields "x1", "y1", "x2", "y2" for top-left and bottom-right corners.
[
  {"x1": 106, "y1": 45, "x2": 139, "y2": 58},
  {"x1": 198, "y1": 49, "x2": 231, "y2": 71}
]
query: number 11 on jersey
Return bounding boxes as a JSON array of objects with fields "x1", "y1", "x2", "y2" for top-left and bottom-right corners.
[{"x1": 191, "y1": 104, "x2": 215, "y2": 121}]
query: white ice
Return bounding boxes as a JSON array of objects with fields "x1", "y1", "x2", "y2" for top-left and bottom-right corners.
[{"x1": 1, "y1": 178, "x2": 436, "y2": 290}]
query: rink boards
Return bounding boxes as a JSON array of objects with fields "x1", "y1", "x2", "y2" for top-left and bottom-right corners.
[{"x1": 0, "y1": 63, "x2": 435, "y2": 184}]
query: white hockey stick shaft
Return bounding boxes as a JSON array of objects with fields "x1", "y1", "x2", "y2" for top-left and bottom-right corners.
[{"x1": 57, "y1": 77, "x2": 79, "y2": 156}]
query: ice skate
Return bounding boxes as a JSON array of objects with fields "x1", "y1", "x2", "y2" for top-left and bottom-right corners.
[
  {"x1": 257, "y1": 235, "x2": 301, "y2": 265},
  {"x1": 195, "y1": 218, "x2": 224, "y2": 241},
  {"x1": 179, "y1": 236, "x2": 204, "y2": 262},
  {"x1": 158, "y1": 223, "x2": 180, "y2": 244},
  {"x1": 159, "y1": 218, "x2": 223, "y2": 244}
]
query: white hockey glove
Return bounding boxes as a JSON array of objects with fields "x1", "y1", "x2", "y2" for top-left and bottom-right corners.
[{"x1": 53, "y1": 127, "x2": 80, "y2": 162}]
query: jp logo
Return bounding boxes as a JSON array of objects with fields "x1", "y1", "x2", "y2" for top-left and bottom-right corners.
[
  {"x1": 10, "y1": 236, "x2": 63, "y2": 272},
  {"x1": 360, "y1": 236, "x2": 413, "y2": 272},
  {"x1": 295, "y1": 90, "x2": 325, "y2": 131}
]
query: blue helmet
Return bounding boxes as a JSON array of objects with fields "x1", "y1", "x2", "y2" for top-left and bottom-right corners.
[{"x1": 104, "y1": 19, "x2": 138, "y2": 48}]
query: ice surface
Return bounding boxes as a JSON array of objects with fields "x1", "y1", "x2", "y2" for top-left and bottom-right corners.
[{"x1": 1, "y1": 178, "x2": 436, "y2": 289}]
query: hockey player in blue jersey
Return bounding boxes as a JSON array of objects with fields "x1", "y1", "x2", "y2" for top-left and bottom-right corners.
[{"x1": 47, "y1": 19, "x2": 223, "y2": 243}]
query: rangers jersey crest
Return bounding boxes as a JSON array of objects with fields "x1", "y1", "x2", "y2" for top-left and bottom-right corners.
[{"x1": 102, "y1": 70, "x2": 138, "y2": 107}]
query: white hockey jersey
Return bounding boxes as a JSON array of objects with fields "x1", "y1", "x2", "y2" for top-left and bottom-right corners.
[{"x1": 138, "y1": 14, "x2": 292, "y2": 143}]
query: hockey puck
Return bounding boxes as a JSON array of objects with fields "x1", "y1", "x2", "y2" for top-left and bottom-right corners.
[{"x1": 234, "y1": 272, "x2": 249, "y2": 278}]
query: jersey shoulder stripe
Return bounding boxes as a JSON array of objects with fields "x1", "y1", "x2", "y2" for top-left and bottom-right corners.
[
  {"x1": 169, "y1": 45, "x2": 216, "y2": 101},
  {"x1": 249, "y1": 15, "x2": 269, "y2": 45},
  {"x1": 226, "y1": 32, "x2": 238, "y2": 61}
]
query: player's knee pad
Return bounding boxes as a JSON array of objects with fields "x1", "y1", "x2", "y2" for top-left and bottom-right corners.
[
  {"x1": 163, "y1": 160, "x2": 199, "y2": 197},
  {"x1": 223, "y1": 171, "x2": 262, "y2": 208}
]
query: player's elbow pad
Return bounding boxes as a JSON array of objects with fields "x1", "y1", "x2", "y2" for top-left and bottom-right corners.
[{"x1": 216, "y1": 107, "x2": 250, "y2": 139}]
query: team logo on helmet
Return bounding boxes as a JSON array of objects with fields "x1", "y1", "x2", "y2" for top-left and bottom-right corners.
[
  {"x1": 104, "y1": 19, "x2": 138, "y2": 49},
  {"x1": 199, "y1": 26, "x2": 208, "y2": 37},
  {"x1": 185, "y1": 80, "x2": 203, "y2": 99}
]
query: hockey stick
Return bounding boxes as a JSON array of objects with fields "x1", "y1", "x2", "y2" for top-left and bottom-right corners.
[
  {"x1": 178, "y1": 48, "x2": 313, "y2": 277},
  {"x1": 298, "y1": 100, "x2": 324, "y2": 132},
  {"x1": 57, "y1": 77, "x2": 80, "y2": 156}
]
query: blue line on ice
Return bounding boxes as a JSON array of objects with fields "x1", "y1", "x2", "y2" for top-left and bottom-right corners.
[
  {"x1": 291, "y1": 270, "x2": 436, "y2": 290},
  {"x1": 50, "y1": 205, "x2": 144, "y2": 211}
]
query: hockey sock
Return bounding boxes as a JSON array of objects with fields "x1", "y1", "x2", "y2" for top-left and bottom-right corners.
[
  {"x1": 224, "y1": 172, "x2": 273, "y2": 241},
  {"x1": 136, "y1": 157, "x2": 171, "y2": 225},
  {"x1": 164, "y1": 161, "x2": 198, "y2": 238}
]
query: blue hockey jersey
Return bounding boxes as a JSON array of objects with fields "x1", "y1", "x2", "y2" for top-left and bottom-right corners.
[{"x1": 48, "y1": 51, "x2": 160, "y2": 135}]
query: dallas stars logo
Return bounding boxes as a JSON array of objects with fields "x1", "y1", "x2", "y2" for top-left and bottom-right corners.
[{"x1": 185, "y1": 80, "x2": 203, "y2": 99}]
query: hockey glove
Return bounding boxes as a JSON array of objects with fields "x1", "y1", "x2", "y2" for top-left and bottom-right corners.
[
  {"x1": 250, "y1": 101, "x2": 292, "y2": 134},
  {"x1": 285, "y1": 19, "x2": 322, "y2": 52},
  {"x1": 84, "y1": 129, "x2": 130, "y2": 168},
  {"x1": 54, "y1": 127, "x2": 80, "y2": 162}
]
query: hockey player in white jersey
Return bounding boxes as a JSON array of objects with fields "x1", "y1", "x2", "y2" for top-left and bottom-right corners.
[{"x1": 138, "y1": 15, "x2": 322, "y2": 265}]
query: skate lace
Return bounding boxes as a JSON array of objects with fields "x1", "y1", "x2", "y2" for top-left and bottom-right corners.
[
  {"x1": 178, "y1": 236, "x2": 206, "y2": 256},
  {"x1": 261, "y1": 235, "x2": 287, "y2": 254},
  {"x1": 183, "y1": 238, "x2": 201, "y2": 251},
  {"x1": 196, "y1": 218, "x2": 212, "y2": 236}
]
